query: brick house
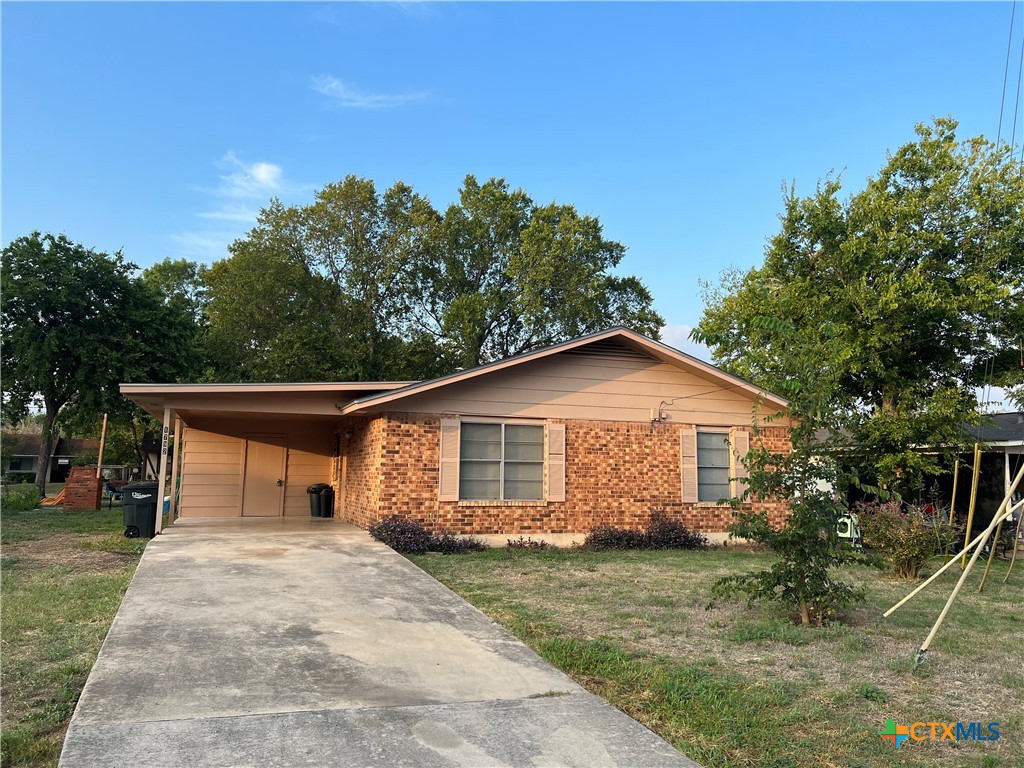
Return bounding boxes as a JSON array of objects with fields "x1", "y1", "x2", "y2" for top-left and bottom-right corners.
[{"x1": 120, "y1": 328, "x2": 790, "y2": 538}]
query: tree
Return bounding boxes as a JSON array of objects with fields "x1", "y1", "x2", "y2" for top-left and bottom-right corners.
[
  {"x1": 709, "y1": 325, "x2": 865, "y2": 626},
  {"x1": 420, "y1": 175, "x2": 664, "y2": 368},
  {"x1": 207, "y1": 182, "x2": 448, "y2": 383},
  {"x1": 203, "y1": 227, "x2": 354, "y2": 382},
  {"x1": 206, "y1": 174, "x2": 663, "y2": 380},
  {"x1": 142, "y1": 257, "x2": 209, "y2": 326},
  {"x1": 2, "y1": 233, "x2": 195, "y2": 494},
  {"x1": 695, "y1": 118, "x2": 1024, "y2": 493}
]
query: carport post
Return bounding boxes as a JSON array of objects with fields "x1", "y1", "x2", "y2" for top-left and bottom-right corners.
[
  {"x1": 168, "y1": 416, "x2": 182, "y2": 522},
  {"x1": 154, "y1": 408, "x2": 172, "y2": 535}
]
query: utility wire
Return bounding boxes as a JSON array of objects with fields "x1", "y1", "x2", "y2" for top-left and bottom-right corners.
[
  {"x1": 1009, "y1": 11, "x2": 1024, "y2": 162},
  {"x1": 997, "y1": 1, "x2": 1018, "y2": 149}
]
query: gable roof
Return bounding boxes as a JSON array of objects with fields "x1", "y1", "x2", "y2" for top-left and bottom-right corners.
[
  {"x1": 340, "y1": 326, "x2": 788, "y2": 415},
  {"x1": 1, "y1": 434, "x2": 100, "y2": 457},
  {"x1": 966, "y1": 412, "x2": 1024, "y2": 445}
]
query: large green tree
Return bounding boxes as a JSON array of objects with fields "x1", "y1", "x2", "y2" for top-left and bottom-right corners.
[
  {"x1": 695, "y1": 118, "x2": 1024, "y2": 492},
  {"x1": 204, "y1": 186, "x2": 447, "y2": 383},
  {"x1": 207, "y1": 174, "x2": 663, "y2": 380},
  {"x1": 1, "y1": 233, "x2": 195, "y2": 493},
  {"x1": 421, "y1": 175, "x2": 664, "y2": 368}
]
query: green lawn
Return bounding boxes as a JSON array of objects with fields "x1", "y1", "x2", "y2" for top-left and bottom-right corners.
[
  {"x1": 410, "y1": 546, "x2": 1023, "y2": 768},
  {"x1": 1, "y1": 508, "x2": 146, "y2": 768}
]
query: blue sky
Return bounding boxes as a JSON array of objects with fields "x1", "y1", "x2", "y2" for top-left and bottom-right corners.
[{"x1": 2, "y1": 2, "x2": 1018, "y2": 360}]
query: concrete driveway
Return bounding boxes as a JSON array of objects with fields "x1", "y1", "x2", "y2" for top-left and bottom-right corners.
[{"x1": 59, "y1": 518, "x2": 697, "y2": 768}]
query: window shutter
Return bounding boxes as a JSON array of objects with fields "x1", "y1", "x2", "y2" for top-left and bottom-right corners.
[
  {"x1": 439, "y1": 416, "x2": 461, "y2": 502},
  {"x1": 730, "y1": 427, "x2": 750, "y2": 498},
  {"x1": 680, "y1": 425, "x2": 698, "y2": 503},
  {"x1": 547, "y1": 422, "x2": 566, "y2": 502}
]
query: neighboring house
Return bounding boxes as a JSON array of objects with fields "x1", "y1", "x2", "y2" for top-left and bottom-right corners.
[
  {"x1": 120, "y1": 328, "x2": 791, "y2": 536},
  {"x1": 1, "y1": 434, "x2": 100, "y2": 483},
  {"x1": 941, "y1": 412, "x2": 1024, "y2": 529}
]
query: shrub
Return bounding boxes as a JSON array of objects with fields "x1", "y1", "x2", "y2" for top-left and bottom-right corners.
[
  {"x1": 368, "y1": 516, "x2": 488, "y2": 555},
  {"x1": 584, "y1": 526, "x2": 649, "y2": 551},
  {"x1": 583, "y1": 513, "x2": 709, "y2": 551},
  {"x1": 506, "y1": 536, "x2": 551, "y2": 551},
  {"x1": 3, "y1": 472, "x2": 36, "y2": 485},
  {"x1": 857, "y1": 501, "x2": 960, "y2": 579},
  {"x1": 368, "y1": 516, "x2": 432, "y2": 554},
  {"x1": 3, "y1": 486, "x2": 43, "y2": 511},
  {"x1": 72, "y1": 451, "x2": 98, "y2": 467},
  {"x1": 646, "y1": 512, "x2": 710, "y2": 550},
  {"x1": 431, "y1": 532, "x2": 488, "y2": 555}
]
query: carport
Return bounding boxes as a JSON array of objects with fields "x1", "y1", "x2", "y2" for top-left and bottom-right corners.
[{"x1": 121, "y1": 382, "x2": 410, "y2": 531}]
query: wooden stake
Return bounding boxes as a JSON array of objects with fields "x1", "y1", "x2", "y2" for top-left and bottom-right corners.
[
  {"x1": 908, "y1": 462, "x2": 1024, "y2": 665},
  {"x1": 978, "y1": 517, "x2": 1005, "y2": 593},
  {"x1": 943, "y1": 458, "x2": 959, "y2": 564},
  {"x1": 1003, "y1": 498, "x2": 1024, "y2": 584},
  {"x1": 96, "y1": 413, "x2": 109, "y2": 480},
  {"x1": 961, "y1": 443, "x2": 981, "y2": 570},
  {"x1": 885, "y1": 461, "x2": 1024, "y2": 619}
]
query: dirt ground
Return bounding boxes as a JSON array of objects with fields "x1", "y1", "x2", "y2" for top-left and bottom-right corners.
[{"x1": 3, "y1": 534, "x2": 139, "y2": 574}]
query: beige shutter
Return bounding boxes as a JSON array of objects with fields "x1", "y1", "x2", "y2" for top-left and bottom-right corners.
[
  {"x1": 681, "y1": 425, "x2": 698, "y2": 503},
  {"x1": 439, "y1": 416, "x2": 461, "y2": 502},
  {"x1": 547, "y1": 422, "x2": 566, "y2": 502},
  {"x1": 730, "y1": 427, "x2": 750, "y2": 498}
]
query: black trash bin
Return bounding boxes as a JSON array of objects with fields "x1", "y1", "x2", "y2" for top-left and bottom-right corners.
[
  {"x1": 307, "y1": 483, "x2": 331, "y2": 517},
  {"x1": 123, "y1": 482, "x2": 159, "y2": 538},
  {"x1": 319, "y1": 485, "x2": 335, "y2": 518}
]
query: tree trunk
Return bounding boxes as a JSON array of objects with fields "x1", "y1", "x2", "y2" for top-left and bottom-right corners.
[
  {"x1": 129, "y1": 419, "x2": 146, "y2": 468},
  {"x1": 35, "y1": 405, "x2": 59, "y2": 496},
  {"x1": 798, "y1": 601, "x2": 811, "y2": 626}
]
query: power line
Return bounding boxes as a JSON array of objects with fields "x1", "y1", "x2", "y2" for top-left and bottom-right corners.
[{"x1": 996, "y1": 0, "x2": 1018, "y2": 149}]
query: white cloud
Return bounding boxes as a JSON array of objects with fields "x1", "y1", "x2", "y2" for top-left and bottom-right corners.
[
  {"x1": 660, "y1": 324, "x2": 713, "y2": 363},
  {"x1": 312, "y1": 75, "x2": 427, "y2": 110},
  {"x1": 169, "y1": 152, "x2": 295, "y2": 264},
  {"x1": 197, "y1": 205, "x2": 260, "y2": 223},
  {"x1": 216, "y1": 152, "x2": 283, "y2": 199}
]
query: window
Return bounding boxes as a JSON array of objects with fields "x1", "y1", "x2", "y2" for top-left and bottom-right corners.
[
  {"x1": 459, "y1": 422, "x2": 544, "y2": 500},
  {"x1": 8, "y1": 457, "x2": 33, "y2": 472},
  {"x1": 696, "y1": 431, "x2": 731, "y2": 502}
]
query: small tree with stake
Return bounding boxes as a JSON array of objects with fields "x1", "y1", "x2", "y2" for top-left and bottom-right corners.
[{"x1": 702, "y1": 322, "x2": 865, "y2": 626}]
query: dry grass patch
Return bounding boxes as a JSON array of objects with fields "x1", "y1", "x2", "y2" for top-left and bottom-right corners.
[
  {"x1": 1, "y1": 509, "x2": 144, "y2": 768},
  {"x1": 412, "y1": 546, "x2": 1023, "y2": 768}
]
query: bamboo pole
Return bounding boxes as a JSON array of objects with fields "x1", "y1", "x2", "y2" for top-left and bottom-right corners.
[
  {"x1": 884, "y1": 511, "x2": 1010, "y2": 617},
  {"x1": 908, "y1": 462, "x2": 1024, "y2": 667},
  {"x1": 943, "y1": 458, "x2": 959, "y2": 564},
  {"x1": 961, "y1": 444, "x2": 981, "y2": 570},
  {"x1": 978, "y1": 518, "x2": 1005, "y2": 593},
  {"x1": 915, "y1": 521, "x2": 992, "y2": 667},
  {"x1": 885, "y1": 461, "x2": 1024, "y2": 619},
  {"x1": 977, "y1": 451, "x2": 1019, "y2": 592},
  {"x1": 1003, "y1": 498, "x2": 1024, "y2": 584},
  {"x1": 95, "y1": 413, "x2": 109, "y2": 480}
]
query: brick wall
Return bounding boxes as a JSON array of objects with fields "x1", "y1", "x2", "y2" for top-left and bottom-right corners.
[
  {"x1": 340, "y1": 416, "x2": 384, "y2": 529},
  {"x1": 341, "y1": 412, "x2": 791, "y2": 535},
  {"x1": 64, "y1": 465, "x2": 104, "y2": 511}
]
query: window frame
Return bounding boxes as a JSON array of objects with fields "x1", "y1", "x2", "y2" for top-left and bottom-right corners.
[
  {"x1": 695, "y1": 429, "x2": 731, "y2": 503},
  {"x1": 458, "y1": 420, "x2": 545, "y2": 501}
]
